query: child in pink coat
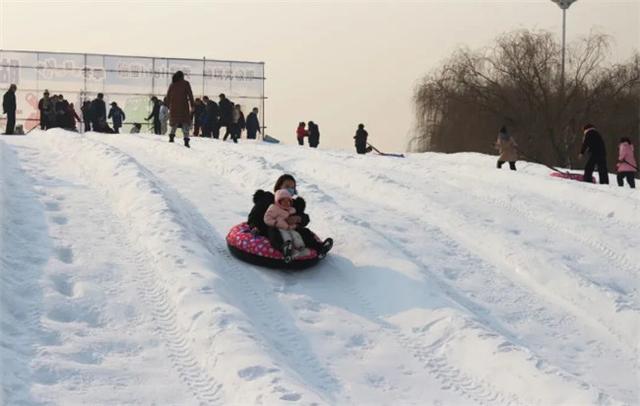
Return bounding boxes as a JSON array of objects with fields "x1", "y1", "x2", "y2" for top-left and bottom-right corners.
[
  {"x1": 616, "y1": 137, "x2": 637, "y2": 189},
  {"x1": 264, "y1": 189, "x2": 309, "y2": 261}
]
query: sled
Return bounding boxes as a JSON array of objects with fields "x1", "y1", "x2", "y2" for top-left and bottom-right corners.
[
  {"x1": 263, "y1": 134, "x2": 280, "y2": 144},
  {"x1": 549, "y1": 172, "x2": 586, "y2": 182},
  {"x1": 367, "y1": 143, "x2": 405, "y2": 158}
]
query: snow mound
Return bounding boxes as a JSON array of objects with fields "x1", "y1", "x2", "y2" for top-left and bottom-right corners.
[{"x1": 1, "y1": 129, "x2": 638, "y2": 405}]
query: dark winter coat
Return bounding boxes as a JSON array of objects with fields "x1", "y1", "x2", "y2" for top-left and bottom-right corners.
[
  {"x1": 90, "y1": 98, "x2": 107, "y2": 122},
  {"x1": 147, "y1": 100, "x2": 160, "y2": 121},
  {"x1": 2, "y1": 90, "x2": 16, "y2": 114},
  {"x1": 248, "y1": 190, "x2": 310, "y2": 237},
  {"x1": 206, "y1": 101, "x2": 219, "y2": 125},
  {"x1": 580, "y1": 128, "x2": 607, "y2": 158},
  {"x1": 38, "y1": 97, "x2": 51, "y2": 115},
  {"x1": 165, "y1": 79, "x2": 194, "y2": 126},
  {"x1": 219, "y1": 98, "x2": 234, "y2": 125},
  {"x1": 193, "y1": 102, "x2": 206, "y2": 125},
  {"x1": 308, "y1": 123, "x2": 320, "y2": 147},
  {"x1": 246, "y1": 112, "x2": 260, "y2": 132},
  {"x1": 354, "y1": 128, "x2": 368, "y2": 146},
  {"x1": 108, "y1": 106, "x2": 126, "y2": 127}
]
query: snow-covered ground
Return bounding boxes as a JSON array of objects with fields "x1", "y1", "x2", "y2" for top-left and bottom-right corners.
[{"x1": 1, "y1": 129, "x2": 638, "y2": 405}]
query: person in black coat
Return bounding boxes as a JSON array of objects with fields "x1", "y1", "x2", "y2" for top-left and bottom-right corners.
[
  {"x1": 90, "y1": 93, "x2": 107, "y2": 133},
  {"x1": 81, "y1": 100, "x2": 92, "y2": 132},
  {"x1": 108, "y1": 102, "x2": 126, "y2": 133},
  {"x1": 2, "y1": 84, "x2": 17, "y2": 135},
  {"x1": 246, "y1": 107, "x2": 261, "y2": 139},
  {"x1": 219, "y1": 93, "x2": 234, "y2": 141},
  {"x1": 204, "y1": 97, "x2": 219, "y2": 138},
  {"x1": 146, "y1": 96, "x2": 161, "y2": 135},
  {"x1": 247, "y1": 174, "x2": 333, "y2": 257},
  {"x1": 308, "y1": 121, "x2": 320, "y2": 148},
  {"x1": 38, "y1": 90, "x2": 51, "y2": 130},
  {"x1": 354, "y1": 123, "x2": 368, "y2": 154},
  {"x1": 579, "y1": 124, "x2": 609, "y2": 184}
]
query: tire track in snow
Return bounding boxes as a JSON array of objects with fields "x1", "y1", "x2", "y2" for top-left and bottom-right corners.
[
  {"x1": 164, "y1": 141, "x2": 602, "y2": 405},
  {"x1": 279, "y1": 152, "x2": 640, "y2": 353},
  {"x1": 84, "y1": 136, "x2": 339, "y2": 404},
  {"x1": 207, "y1": 145, "x2": 623, "y2": 403},
  {"x1": 46, "y1": 137, "x2": 224, "y2": 406}
]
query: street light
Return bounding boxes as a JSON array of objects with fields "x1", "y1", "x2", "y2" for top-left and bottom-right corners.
[{"x1": 551, "y1": 0, "x2": 578, "y2": 92}]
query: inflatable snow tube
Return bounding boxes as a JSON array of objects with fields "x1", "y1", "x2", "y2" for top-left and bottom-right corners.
[{"x1": 226, "y1": 223, "x2": 323, "y2": 270}]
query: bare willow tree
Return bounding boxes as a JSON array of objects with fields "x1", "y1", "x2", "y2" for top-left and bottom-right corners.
[{"x1": 412, "y1": 29, "x2": 640, "y2": 169}]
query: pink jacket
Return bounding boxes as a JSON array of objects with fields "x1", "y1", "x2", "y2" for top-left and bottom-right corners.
[
  {"x1": 617, "y1": 142, "x2": 637, "y2": 173},
  {"x1": 264, "y1": 203, "x2": 296, "y2": 230}
]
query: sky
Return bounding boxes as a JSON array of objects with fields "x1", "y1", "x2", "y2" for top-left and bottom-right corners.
[{"x1": 1, "y1": 0, "x2": 638, "y2": 152}]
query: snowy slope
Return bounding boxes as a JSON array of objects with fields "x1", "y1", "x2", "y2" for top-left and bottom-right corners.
[{"x1": 1, "y1": 130, "x2": 638, "y2": 405}]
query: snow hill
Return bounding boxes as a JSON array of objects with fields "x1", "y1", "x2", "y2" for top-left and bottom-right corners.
[{"x1": 1, "y1": 130, "x2": 638, "y2": 405}]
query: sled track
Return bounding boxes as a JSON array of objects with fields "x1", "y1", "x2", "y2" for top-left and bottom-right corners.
[
  {"x1": 310, "y1": 158, "x2": 638, "y2": 355},
  {"x1": 65, "y1": 138, "x2": 225, "y2": 406},
  {"x1": 86, "y1": 137, "x2": 339, "y2": 403},
  {"x1": 104, "y1": 136, "x2": 524, "y2": 405}
]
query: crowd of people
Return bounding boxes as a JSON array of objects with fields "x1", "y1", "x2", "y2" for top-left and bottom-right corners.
[{"x1": 2, "y1": 81, "x2": 637, "y2": 188}]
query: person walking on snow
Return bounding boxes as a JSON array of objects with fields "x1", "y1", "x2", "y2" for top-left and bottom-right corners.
[
  {"x1": 616, "y1": 137, "x2": 637, "y2": 189},
  {"x1": 246, "y1": 107, "x2": 260, "y2": 140},
  {"x1": 219, "y1": 93, "x2": 234, "y2": 141},
  {"x1": 90, "y1": 93, "x2": 107, "y2": 133},
  {"x1": 165, "y1": 70, "x2": 194, "y2": 147},
  {"x1": 579, "y1": 124, "x2": 609, "y2": 184},
  {"x1": 192, "y1": 98, "x2": 205, "y2": 137},
  {"x1": 2, "y1": 84, "x2": 17, "y2": 135},
  {"x1": 354, "y1": 123, "x2": 368, "y2": 154},
  {"x1": 146, "y1": 96, "x2": 162, "y2": 135},
  {"x1": 296, "y1": 122, "x2": 308, "y2": 146},
  {"x1": 495, "y1": 126, "x2": 518, "y2": 170},
  {"x1": 108, "y1": 102, "x2": 126, "y2": 134}
]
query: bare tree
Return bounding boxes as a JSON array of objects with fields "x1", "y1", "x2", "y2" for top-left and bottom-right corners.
[{"x1": 412, "y1": 29, "x2": 640, "y2": 169}]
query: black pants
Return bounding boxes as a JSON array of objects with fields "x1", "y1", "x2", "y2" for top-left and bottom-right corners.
[
  {"x1": 247, "y1": 129, "x2": 257, "y2": 140},
  {"x1": 40, "y1": 113, "x2": 48, "y2": 130},
  {"x1": 356, "y1": 143, "x2": 367, "y2": 154},
  {"x1": 298, "y1": 137, "x2": 304, "y2": 146},
  {"x1": 5, "y1": 110, "x2": 16, "y2": 134},
  {"x1": 584, "y1": 156, "x2": 609, "y2": 184},
  {"x1": 83, "y1": 119, "x2": 91, "y2": 132},
  {"x1": 497, "y1": 160, "x2": 517, "y2": 170},
  {"x1": 153, "y1": 119, "x2": 161, "y2": 135},
  {"x1": 114, "y1": 125, "x2": 121, "y2": 134},
  {"x1": 222, "y1": 124, "x2": 232, "y2": 140},
  {"x1": 267, "y1": 226, "x2": 322, "y2": 253},
  {"x1": 617, "y1": 172, "x2": 636, "y2": 188}
]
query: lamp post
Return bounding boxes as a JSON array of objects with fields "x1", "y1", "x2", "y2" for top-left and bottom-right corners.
[{"x1": 551, "y1": 0, "x2": 578, "y2": 92}]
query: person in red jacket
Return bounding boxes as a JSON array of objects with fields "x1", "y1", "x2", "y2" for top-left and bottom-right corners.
[{"x1": 296, "y1": 122, "x2": 308, "y2": 146}]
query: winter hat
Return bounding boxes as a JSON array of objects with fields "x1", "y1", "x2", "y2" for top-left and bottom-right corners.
[
  {"x1": 275, "y1": 189, "x2": 292, "y2": 204},
  {"x1": 583, "y1": 124, "x2": 595, "y2": 132}
]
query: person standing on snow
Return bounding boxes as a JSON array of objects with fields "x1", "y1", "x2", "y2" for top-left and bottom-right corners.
[
  {"x1": 219, "y1": 93, "x2": 234, "y2": 141},
  {"x1": 354, "y1": 123, "x2": 368, "y2": 154},
  {"x1": 38, "y1": 90, "x2": 51, "y2": 130},
  {"x1": 495, "y1": 126, "x2": 518, "y2": 170},
  {"x1": 204, "y1": 97, "x2": 219, "y2": 138},
  {"x1": 146, "y1": 96, "x2": 162, "y2": 135},
  {"x1": 579, "y1": 124, "x2": 609, "y2": 184},
  {"x1": 246, "y1": 107, "x2": 261, "y2": 140},
  {"x1": 296, "y1": 122, "x2": 308, "y2": 146},
  {"x1": 616, "y1": 137, "x2": 637, "y2": 189},
  {"x1": 192, "y1": 98, "x2": 206, "y2": 137},
  {"x1": 165, "y1": 70, "x2": 194, "y2": 147},
  {"x1": 81, "y1": 100, "x2": 92, "y2": 132},
  {"x1": 308, "y1": 121, "x2": 320, "y2": 148},
  {"x1": 2, "y1": 84, "x2": 17, "y2": 135},
  {"x1": 108, "y1": 102, "x2": 126, "y2": 133},
  {"x1": 90, "y1": 93, "x2": 107, "y2": 133}
]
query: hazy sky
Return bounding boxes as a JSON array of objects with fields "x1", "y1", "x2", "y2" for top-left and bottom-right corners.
[{"x1": 1, "y1": 0, "x2": 638, "y2": 152}]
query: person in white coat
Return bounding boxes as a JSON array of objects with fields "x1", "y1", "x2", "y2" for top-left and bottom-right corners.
[{"x1": 159, "y1": 101, "x2": 169, "y2": 135}]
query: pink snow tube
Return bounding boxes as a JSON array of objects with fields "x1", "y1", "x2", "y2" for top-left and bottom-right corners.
[
  {"x1": 550, "y1": 172, "x2": 594, "y2": 183},
  {"x1": 226, "y1": 223, "x2": 323, "y2": 269}
]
